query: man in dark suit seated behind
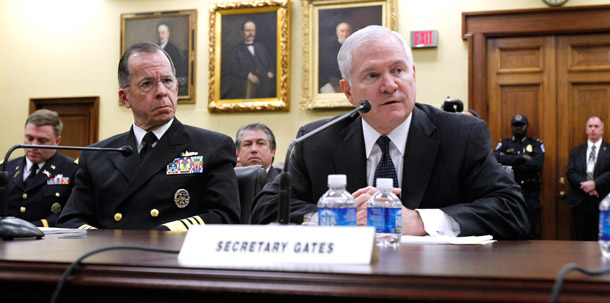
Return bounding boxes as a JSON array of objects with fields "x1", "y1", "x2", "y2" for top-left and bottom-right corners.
[
  {"x1": 57, "y1": 42, "x2": 240, "y2": 231},
  {"x1": 235, "y1": 123, "x2": 281, "y2": 184},
  {"x1": 251, "y1": 25, "x2": 530, "y2": 240},
  {"x1": 4, "y1": 109, "x2": 77, "y2": 227}
]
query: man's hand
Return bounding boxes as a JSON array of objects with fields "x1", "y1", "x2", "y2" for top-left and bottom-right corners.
[
  {"x1": 580, "y1": 180, "x2": 597, "y2": 195},
  {"x1": 247, "y1": 72, "x2": 260, "y2": 85},
  {"x1": 522, "y1": 154, "x2": 532, "y2": 161},
  {"x1": 267, "y1": 72, "x2": 274, "y2": 79}
]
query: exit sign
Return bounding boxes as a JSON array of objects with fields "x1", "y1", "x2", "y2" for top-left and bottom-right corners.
[{"x1": 410, "y1": 30, "x2": 438, "y2": 48}]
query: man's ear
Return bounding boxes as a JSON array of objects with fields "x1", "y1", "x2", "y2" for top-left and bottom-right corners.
[
  {"x1": 119, "y1": 89, "x2": 131, "y2": 108},
  {"x1": 340, "y1": 79, "x2": 356, "y2": 106}
]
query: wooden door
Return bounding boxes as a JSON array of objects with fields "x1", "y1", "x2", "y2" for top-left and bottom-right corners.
[
  {"x1": 29, "y1": 97, "x2": 99, "y2": 160},
  {"x1": 487, "y1": 36, "x2": 557, "y2": 239},
  {"x1": 488, "y1": 33, "x2": 610, "y2": 240},
  {"x1": 556, "y1": 34, "x2": 610, "y2": 240}
]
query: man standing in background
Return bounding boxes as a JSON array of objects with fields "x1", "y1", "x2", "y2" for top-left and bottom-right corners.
[
  {"x1": 495, "y1": 114, "x2": 545, "y2": 239},
  {"x1": 566, "y1": 116, "x2": 610, "y2": 240}
]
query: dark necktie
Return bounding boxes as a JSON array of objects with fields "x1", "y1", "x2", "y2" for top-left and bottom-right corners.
[
  {"x1": 374, "y1": 136, "x2": 399, "y2": 188},
  {"x1": 140, "y1": 132, "x2": 157, "y2": 160},
  {"x1": 587, "y1": 145, "x2": 597, "y2": 180},
  {"x1": 24, "y1": 163, "x2": 39, "y2": 188}
]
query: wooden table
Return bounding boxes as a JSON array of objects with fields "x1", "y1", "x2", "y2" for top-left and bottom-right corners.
[{"x1": 1, "y1": 229, "x2": 610, "y2": 302}]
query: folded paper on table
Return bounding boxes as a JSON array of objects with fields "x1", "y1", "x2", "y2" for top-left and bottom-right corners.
[{"x1": 401, "y1": 235, "x2": 495, "y2": 245}]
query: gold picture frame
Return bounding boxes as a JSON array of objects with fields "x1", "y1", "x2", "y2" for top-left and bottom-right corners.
[
  {"x1": 121, "y1": 10, "x2": 197, "y2": 104},
  {"x1": 209, "y1": 0, "x2": 290, "y2": 113},
  {"x1": 300, "y1": 0, "x2": 397, "y2": 110}
]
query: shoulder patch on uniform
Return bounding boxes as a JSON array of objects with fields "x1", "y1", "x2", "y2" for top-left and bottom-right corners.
[{"x1": 74, "y1": 158, "x2": 79, "y2": 165}]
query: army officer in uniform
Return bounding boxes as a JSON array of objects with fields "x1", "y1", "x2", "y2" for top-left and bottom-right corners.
[
  {"x1": 494, "y1": 114, "x2": 545, "y2": 239},
  {"x1": 57, "y1": 42, "x2": 240, "y2": 230},
  {"x1": 4, "y1": 109, "x2": 77, "y2": 227}
]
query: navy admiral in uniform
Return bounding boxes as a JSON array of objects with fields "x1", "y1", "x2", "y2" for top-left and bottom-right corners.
[
  {"x1": 57, "y1": 42, "x2": 240, "y2": 231},
  {"x1": 494, "y1": 114, "x2": 545, "y2": 239},
  {"x1": 4, "y1": 109, "x2": 77, "y2": 227}
]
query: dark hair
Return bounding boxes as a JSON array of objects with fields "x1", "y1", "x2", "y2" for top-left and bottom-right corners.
[
  {"x1": 118, "y1": 42, "x2": 176, "y2": 88},
  {"x1": 26, "y1": 109, "x2": 63, "y2": 137},
  {"x1": 235, "y1": 123, "x2": 276, "y2": 151}
]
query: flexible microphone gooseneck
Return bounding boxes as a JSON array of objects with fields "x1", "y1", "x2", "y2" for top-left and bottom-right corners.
[
  {"x1": 277, "y1": 100, "x2": 372, "y2": 224},
  {"x1": 0, "y1": 144, "x2": 133, "y2": 240}
]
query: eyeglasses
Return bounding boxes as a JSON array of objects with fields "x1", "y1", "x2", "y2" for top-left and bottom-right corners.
[{"x1": 124, "y1": 77, "x2": 177, "y2": 93}]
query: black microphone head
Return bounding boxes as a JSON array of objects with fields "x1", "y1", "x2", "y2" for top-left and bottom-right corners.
[
  {"x1": 359, "y1": 100, "x2": 371, "y2": 113},
  {"x1": 120, "y1": 145, "x2": 133, "y2": 157}
]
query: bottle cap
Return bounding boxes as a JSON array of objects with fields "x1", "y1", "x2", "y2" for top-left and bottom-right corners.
[
  {"x1": 328, "y1": 174, "x2": 347, "y2": 187},
  {"x1": 376, "y1": 178, "x2": 393, "y2": 189}
]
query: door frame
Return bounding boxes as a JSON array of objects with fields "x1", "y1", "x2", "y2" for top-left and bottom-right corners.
[{"x1": 463, "y1": 5, "x2": 610, "y2": 239}]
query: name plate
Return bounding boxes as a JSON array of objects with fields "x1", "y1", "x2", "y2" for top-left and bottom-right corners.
[{"x1": 177, "y1": 224, "x2": 376, "y2": 267}]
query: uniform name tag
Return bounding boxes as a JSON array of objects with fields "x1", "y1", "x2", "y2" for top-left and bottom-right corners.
[
  {"x1": 178, "y1": 225, "x2": 376, "y2": 267},
  {"x1": 167, "y1": 156, "x2": 203, "y2": 175},
  {"x1": 47, "y1": 174, "x2": 69, "y2": 185}
]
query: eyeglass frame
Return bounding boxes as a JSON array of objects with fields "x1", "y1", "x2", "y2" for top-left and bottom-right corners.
[{"x1": 122, "y1": 76, "x2": 178, "y2": 93}]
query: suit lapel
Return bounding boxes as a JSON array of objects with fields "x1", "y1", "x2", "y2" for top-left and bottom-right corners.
[
  {"x1": 10, "y1": 158, "x2": 26, "y2": 190},
  {"x1": 117, "y1": 120, "x2": 187, "y2": 204},
  {"x1": 334, "y1": 117, "x2": 368, "y2": 190},
  {"x1": 109, "y1": 130, "x2": 140, "y2": 183},
  {"x1": 401, "y1": 106, "x2": 440, "y2": 209}
]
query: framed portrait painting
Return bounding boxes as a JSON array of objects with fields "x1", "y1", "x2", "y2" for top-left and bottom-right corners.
[
  {"x1": 300, "y1": 0, "x2": 397, "y2": 110},
  {"x1": 121, "y1": 10, "x2": 197, "y2": 104},
  {"x1": 208, "y1": 0, "x2": 290, "y2": 113}
]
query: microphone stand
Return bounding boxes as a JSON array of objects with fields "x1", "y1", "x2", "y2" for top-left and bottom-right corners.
[
  {"x1": 277, "y1": 100, "x2": 371, "y2": 224},
  {"x1": 0, "y1": 144, "x2": 132, "y2": 240}
]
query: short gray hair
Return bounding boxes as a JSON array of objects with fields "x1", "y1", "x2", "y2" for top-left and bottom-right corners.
[
  {"x1": 235, "y1": 123, "x2": 277, "y2": 151},
  {"x1": 337, "y1": 25, "x2": 413, "y2": 83},
  {"x1": 26, "y1": 109, "x2": 63, "y2": 137},
  {"x1": 118, "y1": 42, "x2": 176, "y2": 88}
]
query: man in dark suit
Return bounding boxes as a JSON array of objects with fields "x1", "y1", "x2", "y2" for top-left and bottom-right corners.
[
  {"x1": 251, "y1": 25, "x2": 529, "y2": 239},
  {"x1": 235, "y1": 123, "x2": 281, "y2": 184},
  {"x1": 157, "y1": 24, "x2": 188, "y2": 96},
  {"x1": 319, "y1": 21, "x2": 352, "y2": 94},
  {"x1": 57, "y1": 42, "x2": 240, "y2": 231},
  {"x1": 566, "y1": 116, "x2": 610, "y2": 240},
  {"x1": 222, "y1": 20, "x2": 275, "y2": 99},
  {"x1": 4, "y1": 109, "x2": 77, "y2": 227}
]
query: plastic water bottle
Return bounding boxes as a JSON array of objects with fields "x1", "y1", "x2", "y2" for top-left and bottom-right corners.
[
  {"x1": 599, "y1": 194, "x2": 610, "y2": 258},
  {"x1": 317, "y1": 174, "x2": 357, "y2": 226},
  {"x1": 367, "y1": 178, "x2": 402, "y2": 247}
]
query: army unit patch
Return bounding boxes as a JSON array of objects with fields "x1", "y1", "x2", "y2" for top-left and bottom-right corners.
[{"x1": 167, "y1": 156, "x2": 203, "y2": 175}]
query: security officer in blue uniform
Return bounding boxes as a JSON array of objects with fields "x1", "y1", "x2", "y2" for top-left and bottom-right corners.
[
  {"x1": 495, "y1": 114, "x2": 545, "y2": 239},
  {"x1": 3, "y1": 109, "x2": 77, "y2": 227}
]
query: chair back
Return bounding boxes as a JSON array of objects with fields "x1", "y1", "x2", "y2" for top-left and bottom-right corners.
[{"x1": 234, "y1": 165, "x2": 267, "y2": 224}]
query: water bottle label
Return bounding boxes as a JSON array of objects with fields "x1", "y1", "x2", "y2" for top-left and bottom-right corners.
[
  {"x1": 367, "y1": 207, "x2": 385, "y2": 233},
  {"x1": 319, "y1": 207, "x2": 356, "y2": 226},
  {"x1": 600, "y1": 210, "x2": 610, "y2": 241},
  {"x1": 367, "y1": 207, "x2": 402, "y2": 234}
]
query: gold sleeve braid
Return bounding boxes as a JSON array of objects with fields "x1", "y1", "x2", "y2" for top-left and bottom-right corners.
[
  {"x1": 162, "y1": 216, "x2": 205, "y2": 231},
  {"x1": 78, "y1": 224, "x2": 98, "y2": 230},
  {"x1": 40, "y1": 219, "x2": 49, "y2": 228}
]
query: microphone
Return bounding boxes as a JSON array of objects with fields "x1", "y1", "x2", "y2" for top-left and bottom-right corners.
[
  {"x1": 0, "y1": 144, "x2": 133, "y2": 240},
  {"x1": 277, "y1": 100, "x2": 371, "y2": 224}
]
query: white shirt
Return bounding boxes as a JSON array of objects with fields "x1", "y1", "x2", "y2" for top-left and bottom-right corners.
[
  {"x1": 23, "y1": 158, "x2": 44, "y2": 181},
  {"x1": 245, "y1": 42, "x2": 255, "y2": 56},
  {"x1": 361, "y1": 115, "x2": 460, "y2": 237},
  {"x1": 132, "y1": 119, "x2": 173, "y2": 153},
  {"x1": 587, "y1": 139, "x2": 601, "y2": 176}
]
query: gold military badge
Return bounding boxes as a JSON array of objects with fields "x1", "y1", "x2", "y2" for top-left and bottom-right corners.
[
  {"x1": 526, "y1": 144, "x2": 533, "y2": 153},
  {"x1": 174, "y1": 188, "x2": 190, "y2": 208},
  {"x1": 51, "y1": 202, "x2": 62, "y2": 214}
]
